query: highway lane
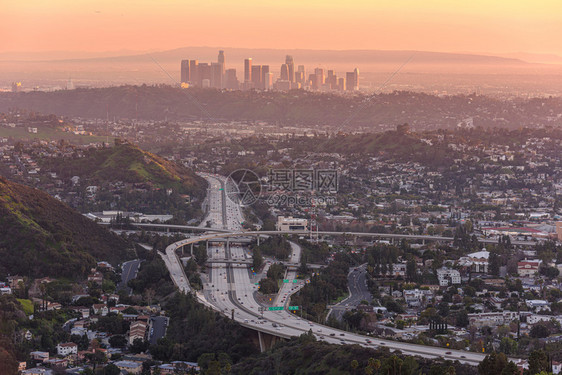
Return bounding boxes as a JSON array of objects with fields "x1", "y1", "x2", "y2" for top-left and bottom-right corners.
[
  {"x1": 161, "y1": 173, "x2": 494, "y2": 366},
  {"x1": 330, "y1": 263, "x2": 373, "y2": 320},
  {"x1": 118, "y1": 259, "x2": 141, "y2": 295}
]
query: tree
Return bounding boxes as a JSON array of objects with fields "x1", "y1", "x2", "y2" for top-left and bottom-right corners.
[
  {"x1": 528, "y1": 350, "x2": 549, "y2": 375},
  {"x1": 489, "y1": 251, "x2": 500, "y2": 276},
  {"x1": 144, "y1": 288, "x2": 156, "y2": 306},
  {"x1": 351, "y1": 360, "x2": 359, "y2": 374},
  {"x1": 499, "y1": 361, "x2": 519, "y2": 375},
  {"x1": 252, "y1": 247, "x2": 263, "y2": 270},
  {"x1": 478, "y1": 352, "x2": 509, "y2": 375},
  {"x1": 456, "y1": 310, "x2": 469, "y2": 328},
  {"x1": 406, "y1": 259, "x2": 416, "y2": 281},
  {"x1": 530, "y1": 323, "x2": 550, "y2": 338},
  {"x1": 109, "y1": 334, "x2": 127, "y2": 348},
  {"x1": 130, "y1": 338, "x2": 149, "y2": 354},
  {"x1": 103, "y1": 363, "x2": 121, "y2": 375}
]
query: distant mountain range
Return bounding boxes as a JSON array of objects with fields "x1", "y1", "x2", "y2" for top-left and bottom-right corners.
[
  {"x1": 0, "y1": 176, "x2": 131, "y2": 279},
  {"x1": 0, "y1": 46, "x2": 537, "y2": 67}
]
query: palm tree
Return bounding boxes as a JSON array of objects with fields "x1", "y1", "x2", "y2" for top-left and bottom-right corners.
[{"x1": 351, "y1": 360, "x2": 359, "y2": 374}]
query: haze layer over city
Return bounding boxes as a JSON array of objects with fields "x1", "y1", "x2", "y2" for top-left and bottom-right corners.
[{"x1": 1, "y1": 1, "x2": 562, "y2": 375}]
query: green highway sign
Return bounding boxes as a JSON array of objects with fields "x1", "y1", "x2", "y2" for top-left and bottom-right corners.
[
  {"x1": 288, "y1": 306, "x2": 299, "y2": 311},
  {"x1": 283, "y1": 279, "x2": 299, "y2": 283},
  {"x1": 268, "y1": 306, "x2": 284, "y2": 311}
]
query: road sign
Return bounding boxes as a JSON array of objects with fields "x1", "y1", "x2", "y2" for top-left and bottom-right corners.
[
  {"x1": 288, "y1": 306, "x2": 299, "y2": 311},
  {"x1": 283, "y1": 279, "x2": 299, "y2": 283},
  {"x1": 268, "y1": 306, "x2": 284, "y2": 311}
]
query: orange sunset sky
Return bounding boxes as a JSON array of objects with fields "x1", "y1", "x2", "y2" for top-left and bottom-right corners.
[{"x1": 2, "y1": 0, "x2": 562, "y2": 56}]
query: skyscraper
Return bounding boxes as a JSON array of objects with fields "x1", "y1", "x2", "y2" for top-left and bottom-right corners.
[
  {"x1": 346, "y1": 68, "x2": 359, "y2": 91},
  {"x1": 198, "y1": 63, "x2": 211, "y2": 87},
  {"x1": 280, "y1": 64, "x2": 289, "y2": 81},
  {"x1": 314, "y1": 68, "x2": 324, "y2": 90},
  {"x1": 211, "y1": 62, "x2": 223, "y2": 89},
  {"x1": 189, "y1": 60, "x2": 199, "y2": 84},
  {"x1": 218, "y1": 50, "x2": 225, "y2": 65},
  {"x1": 244, "y1": 58, "x2": 252, "y2": 86},
  {"x1": 285, "y1": 55, "x2": 295, "y2": 82},
  {"x1": 181, "y1": 60, "x2": 189, "y2": 84},
  {"x1": 261, "y1": 65, "x2": 270, "y2": 90},
  {"x1": 326, "y1": 70, "x2": 337, "y2": 89},
  {"x1": 225, "y1": 69, "x2": 239, "y2": 90},
  {"x1": 251, "y1": 65, "x2": 262, "y2": 89}
]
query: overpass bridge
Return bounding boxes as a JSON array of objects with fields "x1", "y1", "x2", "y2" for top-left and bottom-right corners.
[{"x1": 100, "y1": 221, "x2": 539, "y2": 247}]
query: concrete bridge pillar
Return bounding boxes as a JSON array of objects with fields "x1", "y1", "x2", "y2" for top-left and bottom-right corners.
[
  {"x1": 191, "y1": 243, "x2": 194, "y2": 256},
  {"x1": 206, "y1": 240, "x2": 209, "y2": 251},
  {"x1": 258, "y1": 331, "x2": 281, "y2": 352},
  {"x1": 257, "y1": 235, "x2": 260, "y2": 246}
]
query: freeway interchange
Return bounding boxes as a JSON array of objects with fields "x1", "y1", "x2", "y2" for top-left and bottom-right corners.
[{"x1": 159, "y1": 172, "x2": 491, "y2": 366}]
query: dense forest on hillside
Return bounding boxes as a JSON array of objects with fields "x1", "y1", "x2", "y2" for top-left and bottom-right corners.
[
  {"x1": 0, "y1": 176, "x2": 132, "y2": 278},
  {"x1": 2, "y1": 85, "x2": 561, "y2": 130},
  {"x1": 40, "y1": 141, "x2": 206, "y2": 198},
  {"x1": 231, "y1": 331, "x2": 475, "y2": 375}
]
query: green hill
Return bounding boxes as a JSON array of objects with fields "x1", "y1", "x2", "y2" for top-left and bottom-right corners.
[
  {"x1": 0, "y1": 176, "x2": 132, "y2": 279},
  {"x1": 42, "y1": 141, "x2": 205, "y2": 197}
]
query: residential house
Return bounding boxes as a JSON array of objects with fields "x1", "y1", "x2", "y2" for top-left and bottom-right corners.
[
  {"x1": 436, "y1": 267, "x2": 461, "y2": 286},
  {"x1": 518, "y1": 259, "x2": 541, "y2": 277},
  {"x1": 56, "y1": 342, "x2": 78, "y2": 356}
]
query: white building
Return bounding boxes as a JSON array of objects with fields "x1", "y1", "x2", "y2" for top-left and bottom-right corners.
[
  {"x1": 468, "y1": 311, "x2": 519, "y2": 327},
  {"x1": 436, "y1": 268, "x2": 461, "y2": 286},
  {"x1": 391, "y1": 263, "x2": 407, "y2": 277},
  {"x1": 276, "y1": 216, "x2": 308, "y2": 231},
  {"x1": 458, "y1": 250, "x2": 489, "y2": 273},
  {"x1": 56, "y1": 342, "x2": 78, "y2": 356}
]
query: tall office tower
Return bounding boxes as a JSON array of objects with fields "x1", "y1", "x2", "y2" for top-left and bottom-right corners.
[
  {"x1": 181, "y1": 60, "x2": 189, "y2": 83},
  {"x1": 244, "y1": 58, "x2": 252, "y2": 84},
  {"x1": 225, "y1": 69, "x2": 239, "y2": 90},
  {"x1": 294, "y1": 71, "x2": 304, "y2": 85},
  {"x1": 198, "y1": 63, "x2": 211, "y2": 87},
  {"x1": 338, "y1": 77, "x2": 345, "y2": 91},
  {"x1": 264, "y1": 72, "x2": 273, "y2": 90},
  {"x1": 326, "y1": 70, "x2": 337, "y2": 89},
  {"x1": 280, "y1": 64, "x2": 289, "y2": 81},
  {"x1": 314, "y1": 68, "x2": 325, "y2": 90},
  {"x1": 285, "y1": 55, "x2": 295, "y2": 82},
  {"x1": 251, "y1": 65, "x2": 262, "y2": 89},
  {"x1": 261, "y1": 65, "x2": 270, "y2": 89},
  {"x1": 217, "y1": 50, "x2": 225, "y2": 79},
  {"x1": 308, "y1": 74, "x2": 316, "y2": 88},
  {"x1": 189, "y1": 60, "x2": 199, "y2": 85},
  {"x1": 211, "y1": 62, "x2": 223, "y2": 89},
  {"x1": 346, "y1": 68, "x2": 359, "y2": 91}
]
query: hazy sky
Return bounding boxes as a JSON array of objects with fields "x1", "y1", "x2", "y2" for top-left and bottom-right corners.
[{"x1": 2, "y1": 0, "x2": 562, "y2": 55}]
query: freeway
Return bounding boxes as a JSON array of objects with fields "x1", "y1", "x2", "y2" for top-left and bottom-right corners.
[
  {"x1": 118, "y1": 259, "x2": 142, "y2": 295},
  {"x1": 330, "y1": 263, "x2": 373, "y2": 321},
  {"x1": 160, "y1": 172, "x2": 495, "y2": 366}
]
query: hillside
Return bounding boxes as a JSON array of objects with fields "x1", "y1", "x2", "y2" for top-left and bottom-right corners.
[
  {"x1": 0, "y1": 176, "x2": 131, "y2": 279},
  {"x1": 288, "y1": 128, "x2": 458, "y2": 167},
  {"x1": 2, "y1": 86, "x2": 561, "y2": 131},
  {"x1": 41, "y1": 141, "x2": 206, "y2": 198}
]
